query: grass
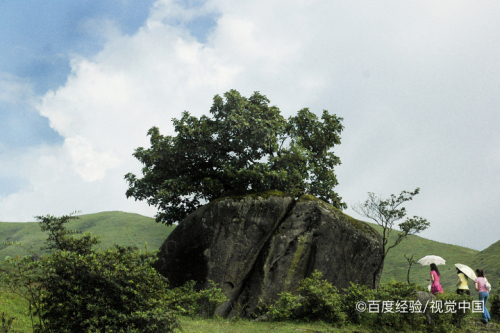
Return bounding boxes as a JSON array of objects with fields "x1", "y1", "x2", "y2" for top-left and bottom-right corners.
[
  {"x1": 0, "y1": 288, "x2": 33, "y2": 333},
  {"x1": 179, "y1": 316, "x2": 354, "y2": 333},
  {"x1": 0, "y1": 211, "x2": 175, "y2": 259}
]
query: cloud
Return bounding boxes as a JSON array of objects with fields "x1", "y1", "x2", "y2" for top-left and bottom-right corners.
[{"x1": 1, "y1": 0, "x2": 499, "y2": 250}]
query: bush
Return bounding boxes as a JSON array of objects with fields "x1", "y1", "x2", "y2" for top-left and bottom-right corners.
[
  {"x1": 264, "y1": 271, "x2": 345, "y2": 324},
  {"x1": 163, "y1": 280, "x2": 226, "y2": 317},
  {"x1": 1, "y1": 213, "x2": 180, "y2": 333},
  {"x1": 366, "y1": 281, "x2": 426, "y2": 332},
  {"x1": 427, "y1": 292, "x2": 474, "y2": 333},
  {"x1": 264, "y1": 292, "x2": 302, "y2": 321},
  {"x1": 40, "y1": 245, "x2": 179, "y2": 332},
  {"x1": 341, "y1": 281, "x2": 374, "y2": 325},
  {"x1": 0, "y1": 312, "x2": 15, "y2": 333}
]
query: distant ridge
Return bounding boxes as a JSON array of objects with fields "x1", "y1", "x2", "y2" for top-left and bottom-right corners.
[{"x1": 0, "y1": 211, "x2": 498, "y2": 293}]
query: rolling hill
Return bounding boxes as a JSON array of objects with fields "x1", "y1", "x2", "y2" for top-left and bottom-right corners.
[
  {"x1": 1, "y1": 211, "x2": 498, "y2": 294},
  {"x1": 0, "y1": 211, "x2": 175, "y2": 259}
]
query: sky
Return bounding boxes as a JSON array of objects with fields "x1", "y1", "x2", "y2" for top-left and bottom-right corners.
[{"x1": 1, "y1": 0, "x2": 499, "y2": 251}]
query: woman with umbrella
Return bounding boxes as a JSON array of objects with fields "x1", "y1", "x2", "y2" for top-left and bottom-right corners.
[
  {"x1": 456, "y1": 268, "x2": 470, "y2": 295},
  {"x1": 418, "y1": 256, "x2": 445, "y2": 295},
  {"x1": 455, "y1": 263, "x2": 475, "y2": 295}
]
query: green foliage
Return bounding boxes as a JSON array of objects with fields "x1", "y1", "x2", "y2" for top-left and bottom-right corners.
[
  {"x1": 427, "y1": 292, "x2": 474, "y2": 333},
  {"x1": 40, "y1": 245, "x2": 178, "y2": 332},
  {"x1": 366, "y1": 281, "x2": 426, "y2": 331},
  {"x1": 263, "y1": 275, "x2": 477, "y2": 332},
  {"x1": 341, "y1": 282, "x2": 374, "y2": 324},
  {"x1": 265, "y1": 271, "x2": 345, "y2": 324},
  {"x1": 125, "y1": 89, "x2": 345, "y2": 225},
  {"x1": 0, "y1": 312, "x2": 14, "y2": 333},
  {"x1": 491, "y1": 280, "x2": 500, "y2": 321},
  {"x1": 296, "y1": 271, "x2": 346, "y2": 324},
  {"x1": 0, "y1": 252, "x2": 45, "y2": 331},
  {"x1": 1, "y1": 213, "x2": 180, "y2": 333},
  {"x1": 163, "y1": 280, "x2": 227, "y2": 318},
  {"x1": 264, "y1": 292, "x2": 302, "y2": 321}
]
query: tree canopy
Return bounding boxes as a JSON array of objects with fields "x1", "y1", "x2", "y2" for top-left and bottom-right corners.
[{"x1": 125, "y1": 89, "x2": 345, "y2": 225}]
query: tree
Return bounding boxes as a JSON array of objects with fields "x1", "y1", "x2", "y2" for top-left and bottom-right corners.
[
  {"x1": 404, "y1": 254, "x2": 417, "y2": 284},
  {"x1": 125, "y1": 89, "x2": 346, "y2": 225},
  {"x1": 352, "y1": 188, "x2": 430, "y2": 286}
]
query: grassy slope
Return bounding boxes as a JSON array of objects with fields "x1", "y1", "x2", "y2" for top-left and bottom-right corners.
[
  {"x1": 474, "y1": 239, "x2": 500, "y2": 287},
  {"x1": 371, "y1": 222, "x2": 499, "y2": 297},
  {"x1": 0, "y1": 211, "x2": 175, "y2": 259}
]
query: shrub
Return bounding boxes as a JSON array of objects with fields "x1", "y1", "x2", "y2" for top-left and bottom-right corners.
[
  {"x1": 163, "y1": 280, "x2": 226, "y2": 318},
  {"x1": 1, "y1": 213, "x2": 180, "y2": 333},
  {"x1": 0, "y1": 312, "x2": 15, "y2": 333},
  {"x1": 296, "y1": 271, "x2": 346, "y2": 324},
  {"x1": 264, "y1": 271, "x2": 345, "y2": 324},
  {"x1": 264, "y1": 292, "x2": 302, "y2": 321},
  {"x1": 341, "y1": 281, "x2": 374, "y2": 325},
  {"x1": 427, "y1": 292, "x2": 474, "y2": 333},
  {"x1": 366, "y1": 281, "x2": 426, "y2": 332},
  {"x1": 40, "y1": 245, "x2": 179, "y2": 333},
  {"x1": 0, "y1": 253, "x2": 45, "y2": 330}
]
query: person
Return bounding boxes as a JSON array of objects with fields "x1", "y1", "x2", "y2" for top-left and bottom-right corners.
[
  {"x1": 474, "y1": 268, "x2": 491, "y2": 324},
  {"x1": 456, "y1": 268, "x2": 470, "y2": 295},
  {"x1": 430, "y1": 263, "x2": 443, "y2": 295}
]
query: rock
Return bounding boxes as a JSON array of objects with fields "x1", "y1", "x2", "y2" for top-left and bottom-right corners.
[
  {"x1": 154, "y1": 191, "x2": 383, "y2": 318},
  {"x1": 415, "y1": 291, "x2": 435, "y2": 324}
]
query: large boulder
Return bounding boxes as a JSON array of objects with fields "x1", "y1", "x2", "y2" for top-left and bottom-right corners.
[{"x1": 154, "y1": 191, "x2": 383, "y2": 318}]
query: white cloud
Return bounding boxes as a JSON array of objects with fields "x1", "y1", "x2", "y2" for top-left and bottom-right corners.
[{"x1": 1, "y1": 0, "x2": 500, "y2": 250}]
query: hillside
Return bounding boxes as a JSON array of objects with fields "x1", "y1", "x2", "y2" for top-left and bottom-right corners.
[
  {"x1": 0, "y1": 211, "x2": 175, "y2": 259},
  {"x1": 1, "y1": 211, "x2": 498, "y2": 295},
  {"x1": 473, "y1": 239, "x2": 500, "y2": 287},
  {"x1": 371, "y1": 222, "x2": 499, "y2": 296}
]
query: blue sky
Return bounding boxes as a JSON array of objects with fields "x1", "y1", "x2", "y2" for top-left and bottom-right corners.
[
  {"x1": 1, "y1": 0, "x2": 499, "y2": 251},
  {"x1": 0, "y1": 0, "x2": 216, "y2": 153},
  {"x1": 0, "y1": 0, "x2": 216, "y2": 194},
  {"x1": 0, "y1": 0, "x2": 154, "y2": 157}
]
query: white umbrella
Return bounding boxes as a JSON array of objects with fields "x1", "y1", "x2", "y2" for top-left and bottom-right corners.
[
  {"x1": 417, "y1": 255, "x2": 446, "y2": 266},
  {"x1": 454, "y1": 263, "x2": 477, "y2": 280}
]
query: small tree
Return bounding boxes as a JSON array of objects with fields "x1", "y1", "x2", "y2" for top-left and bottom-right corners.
[
  {"x1": 125, "y1": 89, "x2": 346, "y2": 225},
  {"x1": 352, "y1": 188, "x2": 430, "y2": 286},
  {"x1": 404, "y1": 254, "x2": 416, "y2": 284}
]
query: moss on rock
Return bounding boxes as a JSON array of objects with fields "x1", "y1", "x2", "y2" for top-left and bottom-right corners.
[{"x1": 297, "y1": 194, "x2": 379, "y2": 239}]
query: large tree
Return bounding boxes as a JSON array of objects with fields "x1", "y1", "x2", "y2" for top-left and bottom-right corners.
[{"x1": 125, "y1": 90, "x2": 345, "y2": 225}]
